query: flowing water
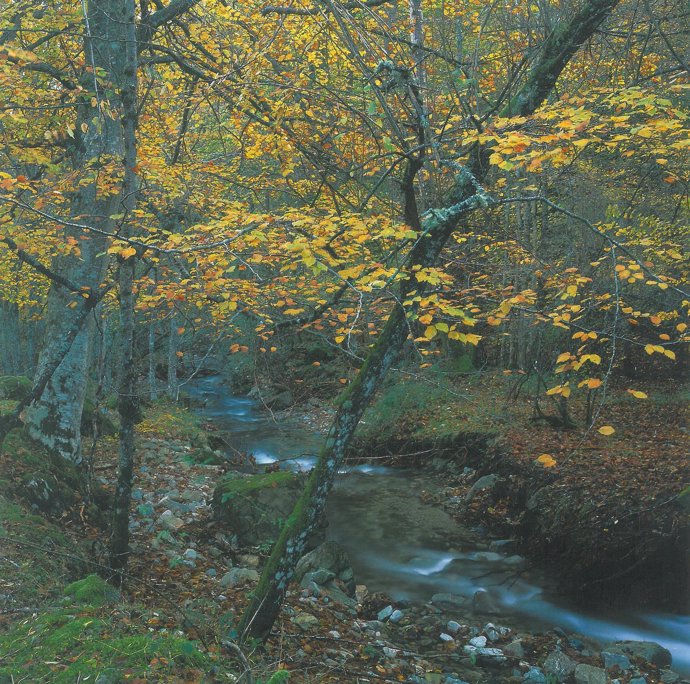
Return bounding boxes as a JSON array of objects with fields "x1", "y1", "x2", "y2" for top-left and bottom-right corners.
[{"x1": 185, "y1": 375, "x2": 690, "y2": 673}]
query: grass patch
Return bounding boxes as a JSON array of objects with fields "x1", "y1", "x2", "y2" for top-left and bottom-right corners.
[{"x1": 0, "y1": 603, "x2": 218, "y2": 683}]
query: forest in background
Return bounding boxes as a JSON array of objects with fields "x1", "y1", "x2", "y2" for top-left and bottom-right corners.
[{"x1": 0, "y1": 0, "x2": 688, "y2": 681}]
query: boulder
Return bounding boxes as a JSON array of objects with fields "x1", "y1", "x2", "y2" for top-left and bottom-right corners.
[
  {"x1": 212, "y1": 471, "x2": 309, "y2": 546},
  {"x1": 604, "y1": 640, "x2": 672, "y2": 668},
  {"x1": 294, "y1": 540, "x2": 356, "y2": 596}
]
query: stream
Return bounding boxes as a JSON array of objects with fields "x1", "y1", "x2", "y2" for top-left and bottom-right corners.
[{"x1": 185, "y1": 375, "x2": 690, "y2": 674}]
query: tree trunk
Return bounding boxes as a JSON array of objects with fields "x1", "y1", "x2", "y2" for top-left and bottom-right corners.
[
  {"x1": 24, "y1": 0, "x2": 138, "y2": 466},
  {"x1": 109, "y1": 0, "x2": 139, "y2": 583},
  {"x1": 238, "y1": 0, "x2": 621, "y2": 643}
]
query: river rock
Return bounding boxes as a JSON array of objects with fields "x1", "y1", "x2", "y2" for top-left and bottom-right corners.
[
  {"x1": 472, "y1": 589, "x2": 501, "y2": 615},
  {"x1": 465, "y1": 474, "x2": 500, "y2": 503},
  {"x1": 629, "y1": 678, "x2": 647, "y2": 684},
  {"x1": 389, "y1": 609, "x2": 404, "y2": 623},
  {"x1": 490, "y1": 539, "x2": 517, "y2": 554},
  {"x1": 544, "y1": 650, "x2": 576, "y2": 681},
  {"x1": 446, "y1": 620, "x2": 462, "y2": 634},
  {"x1": 432, "y1": 593, "x2": 467, "y2": 610},
  {"x1": 574, "y1": 663, "x2": 607, "y2": 684},
  {"x1": 219, "y1": 567, "x2": 259, "y2": 587},
  {"x1": 301, "y1": 569, "x2": 335, "y2": 587},
  {"x1": 601, "y1": 651, "x2": 631, "y2": 670},
  {"x1": 476, "y1": 647, "x2": 508, "y2": 666},
  {"x1": 294, "y1": 541, "x2": 356, "y2": 596},
  {"x1": 523, "y1": 667, "x2": 547, "y2": 683},
  {"x1": 212, "y1": 471, "x2": 310, "y2": 547},
  {"x1": 377, "y1": 605, "x2": 393, "y2": 621},
  {"x1": 504, "y1": 640, "x2": 525, "y2": 658},
  {"x1": 604, "y1": 640, "x2": 672, "y2": 667},
  {"x1": 660, "y1": 670, "x2": 680, "y2": 684},
  {"x1": 440, "y1": 633, "x2": 455, "y2": 642},
  {"x1": 469, "y1": 636, "x2": 487, "y2": 648}
]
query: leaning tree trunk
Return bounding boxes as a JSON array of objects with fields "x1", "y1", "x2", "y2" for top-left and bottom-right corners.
[{"x1": 238, "y1": 0, "x2": 621, "y2": 642}]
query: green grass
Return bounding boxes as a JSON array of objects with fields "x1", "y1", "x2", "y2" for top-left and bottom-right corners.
[{"x1": 138, "y1": 399, "x2": 207, "y2": 447}]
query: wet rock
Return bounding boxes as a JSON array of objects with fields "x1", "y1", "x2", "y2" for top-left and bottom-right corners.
[
  {"x1": 489, "y1": 539, "x2": 517, "y2": 554},
  {"x1": 383, "y1": 646, "x2": 399, "y2": 658},
  {"x1": 295, "y1": 541, "x2": 356, "y2": 596},
  {"x1": 432, "y1": 593, "x2": 467, "y2": 611},
  {"x1": 472, "y1": 590, "x2": 500, "y2": 615},
  {"x1": 523, "y1": 668, "x2": 547, "y2": 683},
  {"x1": 440, "y1": 633, "x2": 455, "y2": 642},
  {"x1": 206, "y1": 568, "x2": 217, "y2": 578},
  {"x1": 601, "y1": 651, "x2": 631, "y2": 670},
  {"x1": 465, "y1": 474, "x2": 500, "y2": 503},
  {"x1": 474, "y1": 551, "x2": 503, "y2": 562},
  {"x1": 660, "y1": 671, "x2": 680, "y2": 684},
  {"x1": 544, "y1": 650, "x2": 576, "y2": 681},
  {"x1": 574, "y1": 663, "x2": 607, "y2": 684},
  {"x1": 604, "y1": 641, "x2": 672, "y2": 668},
  {"x1": 183, "y1": 548, "x2": 198, "y2": 561},
  {"x1": 219, "y1": 567, "x2": 259, "y2": 587},
  {"x1": 629, "y1": 678, "x2": 647, "y2": 684}
]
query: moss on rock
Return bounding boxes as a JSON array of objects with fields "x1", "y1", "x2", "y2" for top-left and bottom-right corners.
[
  {"x1": 213, "y1": 471, "x2": 307, "y2": 546},
  {"x1": 64, "y1": 574, "x2": 120, "y2": 607}
]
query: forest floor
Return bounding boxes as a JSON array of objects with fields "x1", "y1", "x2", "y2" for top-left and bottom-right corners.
[{"x1": 0, "y1": 368, "x2": 688, "y2": 683}]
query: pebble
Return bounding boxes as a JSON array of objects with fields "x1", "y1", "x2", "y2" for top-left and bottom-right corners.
[
  {"x1": 183, "y1": 548, "x2": 197, "y2": 561},
  {"x1": 439, "y1": 633, "x2": 455, "y2": 642},
  {"x1": 389, "y1": 609, "x2": 404, "y2": 623},
  {"x1": 504, "y1": 640, "x2": 525, "y2": 658},
  {"x1": 483, "y1": 623, "x2": 500, "y2": 641},
  {"x1": 377, "y1": 605, "x2": 393, "y2": 621},
  {"x1": 476, "y1": 647, "x2": 508, "y2": 666},
  {"x1": 292, "y1": 612, "x2": 319, "y2": 630},
  {"x1": 469, "y1": 636, "x2": 487, "y2": 648},
  {"x1": 446, "y1": 620, "x2": 462, "y2": 634},
  {"x1": 205, "y1": 568, "x2": 217, "y2": 578}
]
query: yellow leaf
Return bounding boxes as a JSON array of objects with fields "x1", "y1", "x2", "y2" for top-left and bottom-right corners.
[
  {"x1": 627, "y1": 389, "x2": 648, "y2": 399},
  {"x1": 556, "y1": 352, "x2": 571, "y2": 363},
  {"x1": 663, "y1": 349, "x2": 676, "y2": 360},
  {"x1": 677, "y1": 323, "x2": 687, "y2": 333},
  {"x1": 598, "y1": 425, "x2": 615, "y2": 436},
  {"x1": 424, "y1": 325, "x2": 437, "y2": 340},
  {"x1": 537, "y1": 454, "x2": 557, "y2": 468},
  {"x1": 120, "y1": 246, "x2": 136, "y2": 259}
]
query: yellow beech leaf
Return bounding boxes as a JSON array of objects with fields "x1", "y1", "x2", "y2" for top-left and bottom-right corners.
[
  {"x1": 556, "y1": 352, "x2": 572, "y2": 363},
  {"x1": 424, "y1": 325, "x2": 438, "y2": 340},
  {"x1": 663, "y1": 349, "x2": 676, "y2": 360},
  {"x1": 120, "y1": 246, "x2": 136, "y2": 259},
  {"x1": 537, "y1": 454, "x2": 557, "y2": 468},
  {"x1": 627, "y1": 389, "x2": 648, "y2": 399},
  {"x1": 598, "y1": 425, "x2": 615, "y2": 436},
  {"x1": 677, "y1": 323, "x2": 687, "y2": 333}
]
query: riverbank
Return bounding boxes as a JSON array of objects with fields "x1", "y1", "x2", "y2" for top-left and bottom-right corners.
[{"x1": 2, "y1": 381, "x2": 688, "y2": 683}]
